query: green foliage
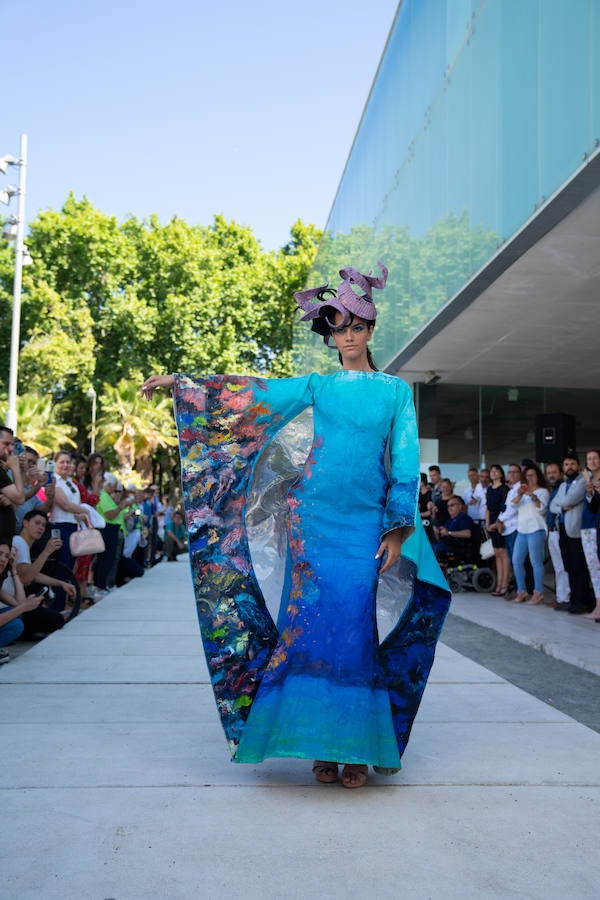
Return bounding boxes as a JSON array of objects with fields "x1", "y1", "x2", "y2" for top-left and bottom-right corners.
[
  {"x1": 94, "y1": 378, "x2": 178, "y2": 477},
  {"x1": 0, "y1": 392, "x2": 76, "y2": 455},
  {"x1": 0, "y1": 196, "x2": 321, "y2": 458},
  {"x1": 298, "y1": 212, "x2": 499, "y2": 372}
]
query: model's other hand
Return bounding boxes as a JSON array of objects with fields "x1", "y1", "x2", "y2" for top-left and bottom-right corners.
[
  {"x1": 141, "y1": 374, "x2": 175, "y2": 400},
  {"x1": 376, "y1": 529, "x2": 404, "y2": 574}
]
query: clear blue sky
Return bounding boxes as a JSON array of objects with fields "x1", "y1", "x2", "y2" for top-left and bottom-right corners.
[{"x1": 3, "y1": 0, "x2": 398, "y2": 250}]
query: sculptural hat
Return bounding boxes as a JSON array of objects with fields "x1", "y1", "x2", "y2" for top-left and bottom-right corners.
[{"x1": 294, "y1": 261, "x2": 388, "y2": 344}]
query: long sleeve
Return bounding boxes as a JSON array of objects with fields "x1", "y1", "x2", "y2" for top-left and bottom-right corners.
[{"x1": 381, "y1": 379, "x2": 419, "y2": 536}]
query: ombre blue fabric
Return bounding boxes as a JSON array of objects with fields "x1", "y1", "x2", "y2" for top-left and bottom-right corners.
[{"x1": 174, "y1": 370, "x2": 450, "y2": 766}]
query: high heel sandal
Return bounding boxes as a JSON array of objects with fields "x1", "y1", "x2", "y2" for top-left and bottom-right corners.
[
  {"x1": 512, "y1": 591, "x2": 529, "y2": 603},
  {"x1": 312, "y1": 761, "x2": 339, "y2": 784},
  {"x1": 525, "y1": 592, "x2": 545, "y2": 605},
  {"x1": 341, "y1": 764, "x2": 368, "y2": 789}
]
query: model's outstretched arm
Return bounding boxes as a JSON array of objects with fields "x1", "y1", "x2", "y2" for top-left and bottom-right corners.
[{"x1": 141, "y1": 374, "x2": 175, "y2": 400}]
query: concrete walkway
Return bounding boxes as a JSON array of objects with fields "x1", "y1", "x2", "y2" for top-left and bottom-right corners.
[
  {"x1": 1, "y1": 562, "x2": 599, "y2": 899},
  {"x1": 450, "y1": 590, "x2": 600, "y2": 676}
]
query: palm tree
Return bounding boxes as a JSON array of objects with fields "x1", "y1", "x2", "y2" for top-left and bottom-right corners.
[
  {"x1": 0, "y1": 392, "x2": 76, "y2": 455},
  {"x1": 95, "y1": 378, "x2": 178, "y2": 478}
]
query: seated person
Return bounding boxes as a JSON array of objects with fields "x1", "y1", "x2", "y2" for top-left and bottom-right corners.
[
  {"x1": 163, "y1": 511, "x2": 187, "y2": 561},
  {"x1": 0, "y1": 540, "x2": 45, "y2": 652},
  {"x1": 13, "y1": 509, "x2": 77, "y2": 616},
  {"x1": 433, "y1": 496, "x2": 477, "y2": 560}
]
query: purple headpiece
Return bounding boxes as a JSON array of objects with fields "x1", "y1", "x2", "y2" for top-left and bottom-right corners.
[{"x1": 294, "y1": 261, "x2": 388, "y2": 344}]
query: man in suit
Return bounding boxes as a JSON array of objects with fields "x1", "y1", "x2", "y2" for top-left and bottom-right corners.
[{"x1": 549, "y1": 453, "x2": 595, "y2": 614}]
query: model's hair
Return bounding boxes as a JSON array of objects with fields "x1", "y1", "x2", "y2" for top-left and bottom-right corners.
[
  {"x1": 428, "y1": 465, "x2": 441, "y2": 474},
  {"x1": 0, "y1": 425, "x2": 14, "y2": 437},
  {"x1": 489, "y1": 464, "x2": 506, "y2": 483},
  {"x1": 524, "y1": 464, "x2": 548, "y2": 490},
  {"x1": 23, "y1": 445, "x2": 39, "y2": 458},
  {"x1": 54, "y1": 450, "x2": 72, "y2": 463},
  {"x1": 448, "y1": 495, "x2": 465, "y2": 505},
  {"x1": 420, "y1": 473, "x2": 429, "y2": 485},
  {"x1": 544, "y1": 461, "x2": 562, "y2": 471},
  {"x1": 333, "y1": 314, "x2": 377, "y2": 371},
  {"x1": 441, "y1": 478, "x2": 453, "y2": 487},
  {"x1": 468, "y1": 467, "x2": 478, "y2": 474},
  {"x1": 563, "y1": 451, "x2": 580, "y2": 464}
]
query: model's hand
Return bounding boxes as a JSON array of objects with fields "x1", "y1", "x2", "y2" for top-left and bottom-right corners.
[
  {"x1": 376, "y1": 530, "x2": 403, "y2": 574},
  {"x1": 141, "y1": 374, "x2": 174, "y2": 400}
]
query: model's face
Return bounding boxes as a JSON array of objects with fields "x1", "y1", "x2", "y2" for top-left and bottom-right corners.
[
  {"x1": 330, "y1": 312, "x2": 373, "y2": 368},
  {"x1": 479, "y1": 470, "x2": 490, "y2": 486},
  {"x1": 468, "y1": 471, "x2": 478, "y2": 487},
  {"x1": 490, "y1": 467, "x2": 502, "y2": 482},
  {"x1": 429, "y1": 470, "x2": 441, "y2": 485},
  {"x1": 441, "y1": 481, "x2": 453, "y2": 498},
  {"x1": 586, "y1": 451, "x2": 600, "y2": 472},
  {"x1": 507, "y1": 465, "x2": 522, "y2": 485},
  {"x1": 545, "y1": 464, "x2": 561, "y2": 485},
  {"x1": 76, "y1": 461, "x2": 87, "y2": 481}
]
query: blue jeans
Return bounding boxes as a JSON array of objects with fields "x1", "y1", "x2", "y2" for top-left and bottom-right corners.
[
  {"x1": 504, "y1": 530, "x2": 517, "y2": 564},
  {"x1": 513, "y1": 530, "x2": 546, "y2": 593},
  {"x1": 0, "y1": 612, "x2": 24, "y2": 645}
]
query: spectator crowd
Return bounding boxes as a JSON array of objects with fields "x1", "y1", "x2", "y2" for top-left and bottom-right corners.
[
  {"x1": 0, "y1": 425, "x2": 187, "y2": 664},
  {"x1": 420, "y1": 451, "x2": 600, "y2": 620},
  {"x1": 3, "y1": 419, "x2": 599, "y2": 665}
]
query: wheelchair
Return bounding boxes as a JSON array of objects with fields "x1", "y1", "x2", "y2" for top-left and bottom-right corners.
[{"x1": 438, "y1": 531, "x2": 497, "y2": 594}]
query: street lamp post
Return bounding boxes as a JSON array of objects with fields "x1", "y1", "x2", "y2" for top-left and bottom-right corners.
[
  {"x1": 1, "y1": 134, "x2": 28, "y2": 432},
  {"x1": 87, "y1": 386, "x2": 97, "y2": 453}
]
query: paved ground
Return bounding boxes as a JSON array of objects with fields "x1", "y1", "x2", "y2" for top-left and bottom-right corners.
[{"x1": 1, "y1": 562, "x2": 599, "y2": 899}]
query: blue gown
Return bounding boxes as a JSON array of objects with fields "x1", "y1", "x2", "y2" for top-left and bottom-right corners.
[{"x1": 173, "y1": 370, "x2": 450, "y2": 767}]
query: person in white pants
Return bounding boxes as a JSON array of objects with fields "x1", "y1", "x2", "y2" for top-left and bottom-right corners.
[{"x1": 545, "y1": 462, "x2": 570, "y2": 608}]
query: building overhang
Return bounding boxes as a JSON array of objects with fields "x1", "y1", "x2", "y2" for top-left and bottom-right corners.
[{"x1": 390, "y1": 152, "x2": 600, "y2": 390}]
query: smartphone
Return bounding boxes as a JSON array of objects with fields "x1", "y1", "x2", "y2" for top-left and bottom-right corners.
[
  {"x1": 51, "y1": 528, "x2": 61, "y2": 539},
  {"x1": 36, "y1": 458, "x2": 47, "y2": 475},
  {"x1": 45, "y1": 459, "x2": 56, "y2": 484},
  {"x1": 13, "y1": 437, "x2": 24, "y2": 456}
]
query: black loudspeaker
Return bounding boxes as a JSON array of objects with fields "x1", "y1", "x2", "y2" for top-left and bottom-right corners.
[{"x1": 535, "y1": 413, "x2": 576, "y2": 463}]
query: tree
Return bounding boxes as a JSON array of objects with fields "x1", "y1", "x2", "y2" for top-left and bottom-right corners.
[
  {"x1": 94, "y1": 378, "x2": 179, "y2": 479},
  {"x1": 0, "y1": 196, "x2": 321, "y2": 459},
  {"x1": 0, "y1": 392, "x2": 76, "y2": 455}
]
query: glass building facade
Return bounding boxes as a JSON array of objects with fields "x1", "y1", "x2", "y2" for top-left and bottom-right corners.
[{"x1": 294, "y1": 0, "x2": 600, "y2": 468}]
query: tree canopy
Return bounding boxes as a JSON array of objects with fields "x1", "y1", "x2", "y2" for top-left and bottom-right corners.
[{"x1": 0, "y1": 195, "x2": 321, "y2": 470}]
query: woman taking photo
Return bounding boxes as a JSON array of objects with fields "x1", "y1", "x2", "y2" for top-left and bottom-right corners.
[
  {"x1": 141, "y1": 262, "x2": 449, "y2": 789},
  {"x1": 582, "y1": 449, "x2": 600, "y2": 621},
  {"x1": 485, "y1": 464, "x2": 510, "y2": 596},
  {"x1": 511, "y1": 465, "x2": 550, "y2": 604}
]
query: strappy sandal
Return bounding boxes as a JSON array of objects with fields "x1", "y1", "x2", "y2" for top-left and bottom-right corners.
[
  {"x1": 312, "y1": 761, "x2": 339, "y2": 784},
  {"x1": 341, "y1": 764, "x2": 368, "y2": 789}
]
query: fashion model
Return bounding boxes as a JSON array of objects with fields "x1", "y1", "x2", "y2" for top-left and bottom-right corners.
[{"x1": 141, "y1": 262, "x2": 450, "y2": 788}]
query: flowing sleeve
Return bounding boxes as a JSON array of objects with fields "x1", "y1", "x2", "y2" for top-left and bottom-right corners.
[
  {"x1": 381, "y1": 378, "x2": 420, "y2": 537},
  {"x1": 172, "y1": 373, "x2": 315, "y2": 755}
]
